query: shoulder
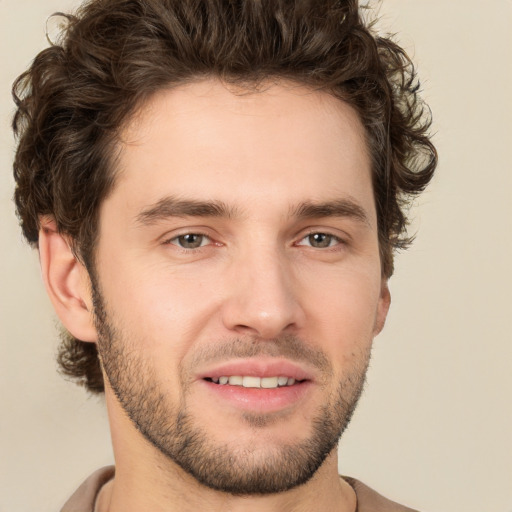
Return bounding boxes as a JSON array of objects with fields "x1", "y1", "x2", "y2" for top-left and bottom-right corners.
[
  {"x1": 60, "y1": 466, "x2": 115, "y2": 512},
  {"x1": 343, "y1": 477, "x2": 421, "y2": 512}
]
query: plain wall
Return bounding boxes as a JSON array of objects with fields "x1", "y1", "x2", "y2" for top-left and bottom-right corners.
[{"x1": 1, "y1": 1, "x2": 511, "y2": 511}]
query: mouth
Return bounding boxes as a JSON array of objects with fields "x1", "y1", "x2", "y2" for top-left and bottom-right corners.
[
  {"x1": 197, "y1": 359, "x2": 313, "y2": 413},
  {"x1": 204, "y1": 375, "x2": 303, "y2": 388}
]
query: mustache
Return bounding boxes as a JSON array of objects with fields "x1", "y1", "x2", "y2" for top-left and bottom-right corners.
[{"x1": 185, "y1": 334, "x2": 332, "y2": 374}]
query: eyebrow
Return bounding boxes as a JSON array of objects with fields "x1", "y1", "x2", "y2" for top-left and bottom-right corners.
[
  {"x1": 136, "y1": 196, "x2": 239, "y2": 225},
  {"x1": 135, "y1": 195, "x2": 371, "y2": 227},
  {"x1": 290, "y1": 199, "x2": 371, "y2": 226}
]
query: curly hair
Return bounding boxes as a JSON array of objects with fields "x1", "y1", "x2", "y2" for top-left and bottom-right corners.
[{"x1": 12, "y1": 0, "x2": 437, "y2": 393}]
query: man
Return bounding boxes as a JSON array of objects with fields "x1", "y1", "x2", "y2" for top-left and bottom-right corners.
[{"x1": 11, "y1": 0, "x2": 437, "y2": 510}]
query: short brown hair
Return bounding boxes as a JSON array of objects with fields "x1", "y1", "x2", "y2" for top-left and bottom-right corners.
[{"x1": 12, "y1": 0, "x2": 437, "y2": 393}]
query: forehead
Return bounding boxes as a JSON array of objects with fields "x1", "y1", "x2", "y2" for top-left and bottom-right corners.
[{"x1": 110, "y1": 79, "x2": 374, "y2": 223}]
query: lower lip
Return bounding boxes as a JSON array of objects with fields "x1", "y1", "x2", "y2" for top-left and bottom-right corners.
[{"x1": 200, "y1": 380, "x2": 312, "y2": 413}]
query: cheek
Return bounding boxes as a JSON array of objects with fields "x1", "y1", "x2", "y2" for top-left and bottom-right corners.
[
  {"x1": 99, "y1": 257, "x2": 221, "y2": 352},
  {"x1": 302, "y1": 265, "x2": 382, "y2": 356}
]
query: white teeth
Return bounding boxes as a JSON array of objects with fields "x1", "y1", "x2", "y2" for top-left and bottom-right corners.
[
  {"x1": 212, "y1": 375, "x2": 298, "y2": 388},
  {"x1": 261, "y1": 377, "x2": 279, "y2": 388},
  {"x1": 242, "y1": 376, "x2": 261, "y2": 388},
  {"x1": 277, "y1": 376, "x2": 288, "y2": 386}
]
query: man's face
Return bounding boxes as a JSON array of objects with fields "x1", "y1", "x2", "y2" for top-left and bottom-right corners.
[{"x1": 91, "y1": 80, "x2": 390, "y2": 494}]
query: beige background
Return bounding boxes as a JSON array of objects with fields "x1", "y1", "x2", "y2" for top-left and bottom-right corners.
[{"x1": 1, "y1": 1, "x2": 511, "y2": 511}]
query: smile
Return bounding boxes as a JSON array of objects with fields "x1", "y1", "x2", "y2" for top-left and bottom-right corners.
[
  {"x1": 198, "y1": 361, "x2": 314, "y2": 412},
  {"x1": 205, "y1": 376, "x2": 300, "y2": 388}
]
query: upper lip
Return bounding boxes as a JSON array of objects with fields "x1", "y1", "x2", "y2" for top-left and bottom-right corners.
[{"x1": 196, "y1": 358, "x2": 315, "y2": 382}]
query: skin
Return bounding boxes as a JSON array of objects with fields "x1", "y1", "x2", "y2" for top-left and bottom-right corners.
[{"x1": 39, "y1": 79, "x2": 390, "y2": 512}]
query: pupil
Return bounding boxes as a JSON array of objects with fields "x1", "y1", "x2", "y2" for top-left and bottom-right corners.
[
  {"x1": 179, "y1": 234, "x2": 203, "y2": 248},
  {"x1": 309, "y1": 233, "x2": 331, "y2": 248}
]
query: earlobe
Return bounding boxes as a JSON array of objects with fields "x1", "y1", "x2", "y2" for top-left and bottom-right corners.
[
  {"x1": 373, "y1": 280, "x2": 391, "y2": 336},
  {"x1": 38, "y1": 216, "x2": 97, "y2": 342}
]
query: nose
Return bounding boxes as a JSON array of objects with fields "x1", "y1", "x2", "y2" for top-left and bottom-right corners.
[{"x1": 221, "y1": 247, "x2": 305, "y2": 339}]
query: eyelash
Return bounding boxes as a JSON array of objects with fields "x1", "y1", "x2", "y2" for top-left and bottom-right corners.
[
  {"x1": 163, "y1": 231, "x2": 346, "y2": 252},
  {"x1": 163, "y1": 232, "x2": 214, "y2": 251},
  {"x1": 295, "y1": 231, "x2": 345, "y2": 250}
]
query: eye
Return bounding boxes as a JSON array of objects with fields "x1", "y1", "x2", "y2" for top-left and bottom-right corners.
[
  {"x1": 168, "y1": 233, "x2": 211, "y2": 249},
  {"x1": 297, "y1": 232, "x2": 342, "y2": 249}
]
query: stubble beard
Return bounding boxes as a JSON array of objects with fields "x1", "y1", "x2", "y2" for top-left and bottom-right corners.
[{"x1": 92, "y1": 280, "x2": 371, "y2": 495}]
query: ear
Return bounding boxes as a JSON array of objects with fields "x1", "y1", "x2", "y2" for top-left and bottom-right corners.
[
  {"x1": 38, "y1": 216, "x2": 97, "y2": 342},
  {"x1": 373, "y1": 279, "x2": 391, "y2": 337}
]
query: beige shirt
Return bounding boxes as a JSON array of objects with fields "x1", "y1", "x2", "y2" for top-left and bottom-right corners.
[{"x1": 60, "y1": 466, "x2": 420, "y2": 512}]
